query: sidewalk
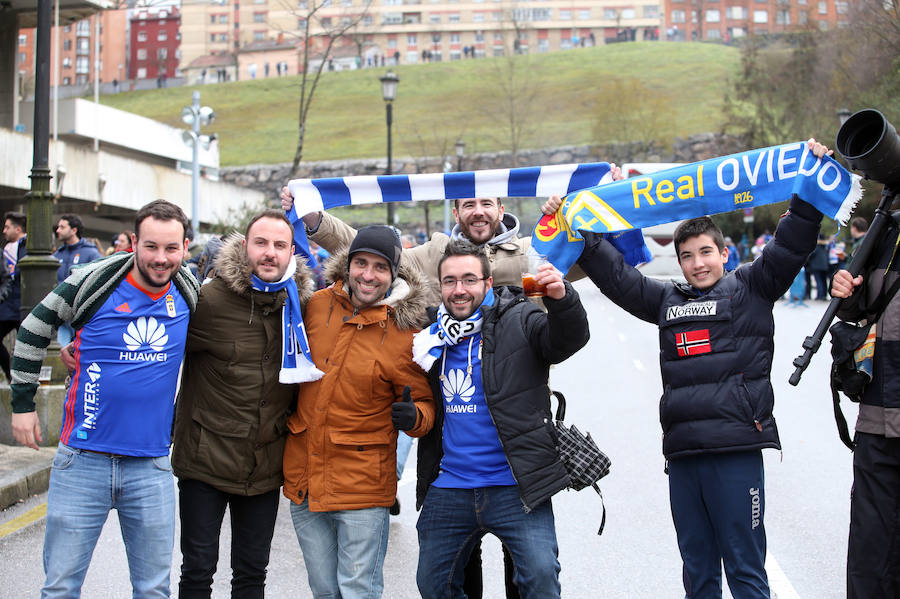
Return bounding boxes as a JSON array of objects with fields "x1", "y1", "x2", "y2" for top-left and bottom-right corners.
[{"x1": 0, "y1": 444, "x2": 55, "y2": 510}]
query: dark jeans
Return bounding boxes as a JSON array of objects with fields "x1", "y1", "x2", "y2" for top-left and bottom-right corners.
[
  {"x1": 0, "y1": 319, "x2": 20, "y2": 380},
  {"x1": 848, "y1": 432, "x2": 900, "y2": 598},
  {"x1": 177, "y1": 478, "x2": 280, "y2": 599},
  {"x1": 463, "y1": 541, "x2": 520, "y2": 599},
  {"x1": 416, "y1": 485, "x2": 560, "y2": 599}
]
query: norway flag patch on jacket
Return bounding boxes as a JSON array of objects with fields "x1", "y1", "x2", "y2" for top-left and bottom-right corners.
[{"x1": 675, "y1": 329, "x2": 712, "y2": 357}]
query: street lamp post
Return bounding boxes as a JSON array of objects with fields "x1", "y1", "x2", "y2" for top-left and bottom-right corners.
[
  {"x1": 380, "y1": 70, "x2": 399, "y2": 225},
  {"x1": 181, "y1": 91, "x2": 215, "y2": 235}
]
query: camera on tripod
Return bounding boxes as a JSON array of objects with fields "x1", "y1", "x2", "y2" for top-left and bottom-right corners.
[{"x1": 836, "y1": 108, "x2": 900, "y2": 190}]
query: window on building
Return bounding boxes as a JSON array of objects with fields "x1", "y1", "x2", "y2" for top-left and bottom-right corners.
[
  {"x1": 18, "y1": 52, "x2": 26, "y2": 63},
  {"x1": 321, "y1": 16, "x2": 332, "y2": 26},
  {"x1": 77, "y1": 38, "x2": 90, "y2": 55},
  {"x1": 298, "y1": 18, "x2": 307, "y2": 28},
  {"x1": 64, "y1": 25, "x2": 71, "y2": 32},
  {"x1": 430, "y1": 13, "x2": 441, "y2": 22},
  {"x1": 18, "y1": 34, "x2": 27, "y2": 46},
  {"x1": 210, "y1": 33, "x2": 217, "y2": 42},
  {"x1": 706, "y1": 8, "x2": 720, "y2": 21},
  {"x1": 450, "y1": 32, "x2": 460, "y2": 42},
  {"x1": 387, "y1": 37, "x2": 397, "y2": 47},
  {"x1": 158, "y1": 30, "x2": 168, "y2": 41},
  {"x1": 342, "y1": 0, "x2": 353, "y2": 5},
  {"x1": 836, "y1": 1, "x2": 848, "y2": 12},
  {"x1": 776, "y1": 9, "x2": 790, "y2": 23},
  {"x1": 621, "y1": 8, "x2": 635, "y2": 18},
  {"x1": 363, "y1": 14, "x2": 373, "y2": 24},
  {"x1": 474, "y1": 30, "x2": 484, "y2": 41},
  {"x1": 560, "y1": 37, "x2": 572, "y2": 49},
  {"x1": 798, "y1": 10, "x2": 808, "y2": 22},
  {"x1": 255, "y1": 0, "x2": 267, "y2": 4},
  {"x1": 818, "y1": 0, "x2": 827, "y2": 13},
  {"x1": 559, "y1": 8, "x2": 571, "y2": 19},
  {"x1": 219, "y1": 33, "x2": 228, "y2": 41},
  {"x1": 491, "y1": 11, "x2": 501, "y2": 20},
  {"x1": 406, "y1": 50, "x2": 418, "y2": 62},
  {"x1": 450, "y1": 49, "x2": 461, "y2": 59},
  {"x1": 727, "y1": 6, "x2": 747, "y2": 18},
  {"x1": 254, "y1": 12, "x2": 266, "y2": 22},
  {"x1": 643, "y1": 5, "x2": 658, "y2": 17},
  {"x1": 407, "y1": 33, "x2": 417, "y2": 44},
  {"x1": 493, "y1": 31, "x2": 503, "y2": 40},
  {"x1": 671, "y1": 9, "x2": 686, "y2": 22},
  {"x1": 602, "y1": 8, "x2": 616, "y2": 18},
  {"x1": 254, "y1": 31, "x2": 266, "y2": 39},
  {"x1": 75, "y1": 56, "x2": 89, "y2": 73},
  {"x1": 753, "y1": 9, "x2": 768, "y2": 21},
  {"x1": 63, "y1": 76, "x2": 71, "y2": 85},
  {"x1": 137, "y1": 31, "x2": 147, "y2": 41},
  {"x1": 219, "y1": 14, "x2": 228, "y2": 23},
  {"x1": 449, "y1": 12, "x2": 460, "y2": 21},
  {"x1": 534, "y1": 7, "x2": 551, "y2": 19},
  {"x1": 137, "y1": 48, "x2": 147, "y2": 59},
  {"x1": 473, "y1": 12, "x2": 484, "y2": 21},
  {"x1": 158, "y1": 48, "x2": 167, "y2": 59},
  {"x1": 538, "y1": 38, "x2": 549, "y2": 51},
  {"x1": 383, "y1": 12, "x2": 402, "y2": 23},
  {"x1": 76, "y1": 20, "x2": 89, "y2": 35},
  {"x1": 64, "y1": 39, "x2": 72, "y2": 50}
]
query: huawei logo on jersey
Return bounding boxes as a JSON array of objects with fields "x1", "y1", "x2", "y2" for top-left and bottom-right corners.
[
  {"x1": 120, "y1": 317, "x2": 169, "y2": 362},
  {"x1": 442, "y1": 368, "x2": 477, "y2": 414}
]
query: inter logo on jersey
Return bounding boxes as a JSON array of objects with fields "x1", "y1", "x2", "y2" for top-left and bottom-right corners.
[
  {"x1": 675, "y1": 329, "x2": 712, "y2": 357},
  {"x1": 120, "y1": 316, "x2": 170, "y2": 362},
  {"x1": 83, "y1": 362, "x2": 101, "y2": 431}
]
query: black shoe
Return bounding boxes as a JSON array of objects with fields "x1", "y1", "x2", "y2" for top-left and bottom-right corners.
[{"x1": 390, "y1": 497, "x2": 401, "y2": 516}]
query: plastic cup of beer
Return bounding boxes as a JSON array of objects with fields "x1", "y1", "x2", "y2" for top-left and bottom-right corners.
[{"x1": 522, "y1": 252, "x2": 549, "y2": 297}]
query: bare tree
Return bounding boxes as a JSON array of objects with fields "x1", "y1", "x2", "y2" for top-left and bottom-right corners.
[
  {"x1": 477, "y1": 7, "x2": 540, "y2": 165},
  {"x1": 272, "y1": 0, "x2": 374, "y2": 175}
]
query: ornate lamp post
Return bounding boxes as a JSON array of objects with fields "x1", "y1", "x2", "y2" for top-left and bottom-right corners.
[
  {"x1": 380, "y1": 70, "x2": 399, "y2": 225},
  {"x1": 181, "y1": 91, "x2": 216, "y2": 235}
]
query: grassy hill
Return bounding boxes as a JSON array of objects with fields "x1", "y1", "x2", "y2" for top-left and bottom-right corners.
[{"x1": 101, "y1": 41, "x2": 740, "y2": 167}]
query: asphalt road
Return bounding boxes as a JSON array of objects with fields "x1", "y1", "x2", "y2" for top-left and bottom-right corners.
[{"x1": 0, "y1": 279, "x2": 853, "y2": 598}]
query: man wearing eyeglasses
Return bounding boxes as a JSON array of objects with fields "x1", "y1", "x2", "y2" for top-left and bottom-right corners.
[{"x1": 411, "y1": 240, "x2": 589, "y2": 599}]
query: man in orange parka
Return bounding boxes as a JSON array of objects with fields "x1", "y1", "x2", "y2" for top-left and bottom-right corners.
[{"x1": 282, "y1": 225, "x2": 434, "y2": 599}]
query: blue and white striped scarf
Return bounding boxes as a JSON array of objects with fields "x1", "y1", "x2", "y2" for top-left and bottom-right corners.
[
  {"x1": 286, "y1": 163, "x2": 650, "y2": 272},
  {"x1": 250, "y1": 257, "x2": 323, "y2": 384}
]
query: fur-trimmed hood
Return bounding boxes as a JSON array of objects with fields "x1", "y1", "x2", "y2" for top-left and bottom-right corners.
[
  {"x1": 323, "y1": 247, "x2": 431, "y2": 330},
  {"x1": 213, "y1": 233, "x2": 317, "y2": 304}
]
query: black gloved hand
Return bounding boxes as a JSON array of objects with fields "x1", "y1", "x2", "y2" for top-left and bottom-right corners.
[{"x1": 391, "y1": 386, "x2": 417, "y2": 431}]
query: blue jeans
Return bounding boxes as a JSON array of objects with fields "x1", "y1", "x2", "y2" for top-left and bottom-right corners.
[
  {"x1": 289, "y1": 498, "x2": 390, "y2": 599},
  {"x1": 416, "y1": 485, "x2": 560, "y2": 599},
  {"x1": 668, "y1": 451, "x2": 769, "y2": 599},
  {"x1": 396, "y1": 432, "x2": 414, "y2": 480},
  {"x1": 42, "y1": 443, "x2": 175, "y2": 599}
]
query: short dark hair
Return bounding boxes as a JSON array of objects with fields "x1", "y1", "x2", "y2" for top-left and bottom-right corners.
[
  {"x1": 4, "y1": 212, "x2": 26, "y2": 231},
  {"x1": 453, "y1": 197, "x2": 503, "y2": 210},
  {"x1": 134, "y1": 200, "x2": 190, "y2": 240},
  {"x1": 850, "y1": 217, "x2": 869, "y2": 233},
  {"x1": 438, "y1": 239, "x2": 492, "y2": 281},
  {"x1": 59, "y1": 214, "x2": 84, "y2": 238},
  {"x1": 673, "y1": 217, "x2": 725, "y2": 255},
  {"x1": 245, "y1": 209, "x2": 295, "y2": 240}
]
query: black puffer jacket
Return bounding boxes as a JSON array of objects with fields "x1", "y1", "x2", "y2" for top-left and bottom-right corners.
[
  {"x1": 578, "y1": 197, "x2": 821, "y2": 459},
  {"x1": 836, "y1": 214, "x2": 900, "y2": 436},
  {"x1": 416, "y1": 284, "x2": 590, "y2": 512}
]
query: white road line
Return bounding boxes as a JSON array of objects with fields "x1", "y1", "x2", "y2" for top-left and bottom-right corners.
[{"x1": 766, "y1": 552, "x2": 801, "y2": 599}]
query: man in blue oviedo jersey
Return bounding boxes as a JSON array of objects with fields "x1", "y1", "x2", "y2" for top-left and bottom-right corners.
[
  {"x1": 9, "y1": 200, "x2": 200, "y2": 599},
  {"x1": 413, "y1": 241, "x2": 589, "y2": 599}
]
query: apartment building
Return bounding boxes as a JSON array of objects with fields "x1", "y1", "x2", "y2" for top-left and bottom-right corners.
[
  {"x1": 18, "y1": 9, "x2": 128, "y2": 87},
  {"x1": 662, "y1": 0, "x2": 847, "y2": 40},
  {"x1": 180, "y1": 0, "x2": 663, "y2": 73},
  {"x1": 130, "y1": 6, "x2": 181, "y2": 80}
]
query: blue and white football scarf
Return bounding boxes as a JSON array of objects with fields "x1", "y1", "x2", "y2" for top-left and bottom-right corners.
[
  {"x1": 533, "y1": 141, "x2": 863, "y2": 275},
  {"x1": 412, "y1": 288, "x2": 495, "y2": 372},
  {"x1": 250, "y1": 256, "x2": 323, "y2": 383},
  {"x1": 286, "y1": 163, "x2": 650, "y2": 274}
]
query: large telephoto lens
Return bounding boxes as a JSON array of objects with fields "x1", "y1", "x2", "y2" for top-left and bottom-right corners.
[{"x1": 836, "y1": 109, "x2": 900, "y2": 188}]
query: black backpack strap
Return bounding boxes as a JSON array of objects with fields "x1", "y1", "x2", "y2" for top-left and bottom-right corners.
[
  {"x1": 830, "y1": 376, "x2": 857, "y2": 451},
  {"x1": 591, "y1": 482, "x2": 606, "y2": 536}
]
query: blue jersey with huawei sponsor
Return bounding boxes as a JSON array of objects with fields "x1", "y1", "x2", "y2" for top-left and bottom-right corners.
[
  {"x1": 433, "y1": 333, "x2": 516, "y2": 489},
  {"x1": 61, "y1": 273, "x2": 189, "y2": 456}
]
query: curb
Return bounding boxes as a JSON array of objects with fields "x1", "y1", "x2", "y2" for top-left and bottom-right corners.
[{"x1": 0, "y1": 446, "x2": 55, "y2": 510}]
